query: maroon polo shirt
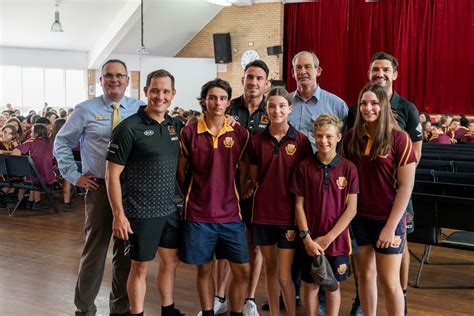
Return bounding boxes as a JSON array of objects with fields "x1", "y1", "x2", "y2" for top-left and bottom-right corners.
[
  {"x1": 454, "y1": 127, "x2": 468, "y2": 141},
  {"x1": 180, "y1": 116, "x2": 250, "y2": 223},
  {"x1": 290, "y1": 154, "x2": 359, "y2": 256},
  {"x1": 428, "y1": 134, "x2": 451, "y2": 144},
  {"x1": 462, "y1": 131, "x2": 474, "y2": 143},
  {"x1": 342, "y1": 129, "x2": 417, "y2": 221},
  {"x1": 16, "y1": 138, "x2": 55, "y2": 185},
  {"x1": 247, "y1": 125, "x2": 312, "y2": 226}
]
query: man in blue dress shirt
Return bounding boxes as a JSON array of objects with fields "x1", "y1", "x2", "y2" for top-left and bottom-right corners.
[
  {"x1": 288, "y1": 51, "x2": 348, "y2": 152},
  {"x1": 54, "y1": 59, "x2": 145, "y2": 316}
]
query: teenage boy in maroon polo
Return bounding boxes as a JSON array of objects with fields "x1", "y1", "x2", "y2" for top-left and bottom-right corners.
[
  {"x1": 291, "y1": 114, "x2": 358, "y2": 316},
  {"x1": 177, "y1": 78, "x2": 250, "y2": 316}
]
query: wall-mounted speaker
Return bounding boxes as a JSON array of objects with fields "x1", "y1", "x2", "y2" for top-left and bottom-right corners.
[
  {"x1": 213, "y1": 33, "x2": 232, "y2": 64},
  {"x1": 267, "y1": 45, "x2": 282, "y2": 56}
]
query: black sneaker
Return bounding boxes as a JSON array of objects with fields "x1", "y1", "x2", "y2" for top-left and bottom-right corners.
[
  {"x1": 261, "y1": 295, "x2": 285, "y2": 311},
  {"x1": 32, "y1": 200, "x2": 50, "y2": 210},
  {"x1": 64, "y1": 202, "x2": 79, "y2": 212},
  {"x1": 349, "y1": 297, "x2": 363, "y2": 316},
  {"x1": 18, "y1": 200, "x2": 33, "y2": 209},
  {"x1": 404, "y1": 292, "x2": 408, "y2": 316}
]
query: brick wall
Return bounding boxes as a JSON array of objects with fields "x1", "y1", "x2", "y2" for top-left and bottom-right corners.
[{"x1": 176, "y1": 3, "x2": 284, "y2": 98}]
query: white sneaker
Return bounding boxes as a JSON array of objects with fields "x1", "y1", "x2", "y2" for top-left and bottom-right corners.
[
  {"x1": 197, "y1": 296, "x2": 228, "y2": 316},
  {"x1": 214, "y1": 296, "x2": 229, "y2": 314},
  {"x1": 243, "y1": 299, "x2": 259, "y2": 316}
]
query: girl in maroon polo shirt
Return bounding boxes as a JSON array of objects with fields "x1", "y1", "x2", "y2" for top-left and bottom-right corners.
[
  {"x1": 343, "y1": 83, "x2": 417, "y2": 316},
  {"x1": 244, "y1": 87, "x2": 312, "y2": 316},
  {"x1": 0, "y1": 124, "x2": 18, "y2": 151},
  {"x1": 12, "y1": 123, "x2": 55, "y2": 209}
]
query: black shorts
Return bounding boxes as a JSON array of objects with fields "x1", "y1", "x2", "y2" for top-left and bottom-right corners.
[
  {"x1": 351, "y1": 215, "x2": 405, "y2": 255},
  {"x1": 252, "y1": 224, "x2": 297, "y2": 249},
  {"x1": 127, "y1": 212, "x2": 181, "y2": 262},
  {"x1": 240, "y1": 197, "x2": 253, "y2": 226},
  {"x1": 406, "y1": 198, "x2": 415, "y2": 234},
  {"x1": 300, "y1": 250, "x2": 351, "y2": 284}
]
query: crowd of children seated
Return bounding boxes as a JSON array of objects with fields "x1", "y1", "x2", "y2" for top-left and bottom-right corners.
[
  {"x1": 420, "y1": 112, "x2": 474, "y2": 144},
  {"x1": 0, "y1": 105, "x2": 78, "y2": 211}
]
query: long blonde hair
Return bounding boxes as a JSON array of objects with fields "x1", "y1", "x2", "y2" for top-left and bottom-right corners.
[{"x1": 349, "y1": 83, "x2": 399, "y2": 160}]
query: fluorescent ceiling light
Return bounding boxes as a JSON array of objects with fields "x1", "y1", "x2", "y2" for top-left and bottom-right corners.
[{"x1": 208, "y1": 0, "x2": 232, "y2": 6}]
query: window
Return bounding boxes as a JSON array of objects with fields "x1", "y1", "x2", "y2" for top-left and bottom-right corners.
[{"x1": 0, "y1": 66, "x2": 86, "y2": 114}]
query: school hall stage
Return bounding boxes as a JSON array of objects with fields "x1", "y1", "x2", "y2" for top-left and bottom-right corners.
[{"x1": 0, "y1": 201, "x2": 473, "y2": 315}]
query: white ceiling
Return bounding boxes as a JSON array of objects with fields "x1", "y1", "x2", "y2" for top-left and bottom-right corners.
[
  {"x1": 0, "y1": 0, "x2": 299, "y2": 68},
  {"x1": 0, "y1": 0, "x2": 223, "y2": 67}
]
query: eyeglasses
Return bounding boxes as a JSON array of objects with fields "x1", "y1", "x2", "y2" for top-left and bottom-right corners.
[{"x1": 102, "y1": 73, "x2": 128, "y2": 80}]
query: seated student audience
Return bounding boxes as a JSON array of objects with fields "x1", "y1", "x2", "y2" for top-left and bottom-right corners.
[
  {"x1": 422, "y1": 121, "x2": 432, "y2": 142},
  {"x1": 419, "y1": 112, "x2": 431, "y2": 124},
  {"x1": 291, "y1": 114, "x2": 358, "y2": 316},
  {"x1": 462, "y1": 121, "x2": 474, "y2": 143},
  {"x1": 429, "y1": 122, "x2": 453, "y2": 144},
  {"x1": 16, "y1": 116, "x2": 28, "y2": 138},
  {"x1": 438, "y1": 115, "x2": 450, "y2": 135},
  {"x1": 5, "y1": 117, "x2": 24, "y2": 144},
  {"x1": 459, "y1": 114, "x2": 470, "y2": 128},
  {"x1": 50, "y1": 118, "x2": 78, "y2": 212},
  {"x1": 448, "y1": 118, "x2": 469, "y2": 143},
  {"x1": 0, "y1": 114, "x2": 7, "y2": 128},
  {"x1": 2, "y1": 110, "x2": 12, "y2": 119},
  {"x1": 12, "y1": 123, "x2": 55, "y2": 210},
  {"x1": 36, "y1": 116, "x2": 53, "y2": 133},
  {"x1": 45, "y1": 111, "x2": 58, "y2": 125},
  {"x1": 0, "y1": 124, "x2": 19, "y2": 151}
]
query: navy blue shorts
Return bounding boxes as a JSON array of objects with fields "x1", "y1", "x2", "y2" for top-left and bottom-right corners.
[
  {"x1": 300, "y1": 250, "x2": 351, "y2": 284},
  {"x1": 180, "y1": 221, "x2": 249, "y2": 265},
  {"x1": 127, "y1": 212, "x2": 181, "y2": 262},
  {"x1": 252, "y1": 224, "x2": 297, "y2": 249},
  {"x1": 351, "y1": 215, "x2": 406, "y2": 255}
]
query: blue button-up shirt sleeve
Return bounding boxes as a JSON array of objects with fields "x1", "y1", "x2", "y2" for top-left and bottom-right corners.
[{"x1": 53, "y1": 102, "x2": 86, "y2": 185}]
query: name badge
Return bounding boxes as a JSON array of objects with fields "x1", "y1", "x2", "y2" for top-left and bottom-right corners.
[{"x1": 96, "y1": 115, "x2": 109, "y2": 121}]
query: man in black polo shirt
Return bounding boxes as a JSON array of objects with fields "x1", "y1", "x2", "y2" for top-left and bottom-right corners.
[
  {"x1": 347, "y1": 52, "x2": 422, "y2": 316},
  {"x1": 106, "y1": 69, "x2": 183, "y2": 316}
]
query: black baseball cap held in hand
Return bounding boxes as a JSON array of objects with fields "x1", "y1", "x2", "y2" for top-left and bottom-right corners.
[{"x1": 311, "y1": 254, "x2": 339, "y2": 292}]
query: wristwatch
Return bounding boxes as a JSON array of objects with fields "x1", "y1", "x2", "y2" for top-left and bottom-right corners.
[{"x1": 299, "y1": 230, "x2": 310, "y2": 239}]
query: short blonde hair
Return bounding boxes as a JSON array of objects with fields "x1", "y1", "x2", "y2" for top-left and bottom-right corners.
[{"x1": 314, "y1": 114, "x2": 343, "y2": 134}]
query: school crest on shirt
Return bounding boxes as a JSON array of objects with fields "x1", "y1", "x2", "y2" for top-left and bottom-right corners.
[
  {"x1": 391, "y1": 235, "x2": 402, "y2": 248},
  {"x1": 285, "y1": 144, "x2": 297, "y2": 155},
  {"x1": 337, "y1": 263, "x2": 348, "y2": 275},
  {"x1": 223, "y1": 136, "x2": 234, "y2": 148},
  {"x1": 285, "y1": 230, "x2": 296, "y2": 241},
  {"x1": 168, "y1": 125, "x2": 177, "y2": 136},
  {"x1": 260, "y1": 115, "x2": 270, "y2": 125},
  {"x1": 336, "y1": 177, "x2": 347, "y2": 190}
]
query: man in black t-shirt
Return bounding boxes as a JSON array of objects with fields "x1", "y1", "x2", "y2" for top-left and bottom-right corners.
[{"x1": 106, "y1": 69, "x2": 184, "y2": 316}]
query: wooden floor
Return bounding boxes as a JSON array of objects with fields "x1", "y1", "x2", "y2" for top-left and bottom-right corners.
[{"x1": 0, "y1": 195, "x2": 473, "y2": 316}]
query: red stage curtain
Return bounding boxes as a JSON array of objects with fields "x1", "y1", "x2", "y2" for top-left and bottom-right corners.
[{"x1": 283, "y1": 0, "x2": 474, "y2": 114}]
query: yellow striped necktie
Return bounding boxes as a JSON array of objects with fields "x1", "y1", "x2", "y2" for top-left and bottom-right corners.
[{"x1": 112, "y1": 102, "x2": 121, "y2": 129}]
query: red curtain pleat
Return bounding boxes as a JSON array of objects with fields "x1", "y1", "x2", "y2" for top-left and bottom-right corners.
[{"x1": 283, "y1": 0, "x2": 474, "y2": 114}]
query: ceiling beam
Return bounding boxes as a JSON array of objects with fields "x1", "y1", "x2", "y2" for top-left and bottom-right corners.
[{"x1": 88, "y1": 0, "x2": 141, "y2": 69}]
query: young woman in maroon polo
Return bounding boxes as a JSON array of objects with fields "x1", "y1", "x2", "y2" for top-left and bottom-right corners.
[
  {"x1": 342, "y1": 83, "x2": 417, "y2": 316},
  {"x1": 291, "y1": 114, "x2": 358, "y2": 316},
  {"x1": 244, "y1": 87, "x2": 312, "y2": 316}
]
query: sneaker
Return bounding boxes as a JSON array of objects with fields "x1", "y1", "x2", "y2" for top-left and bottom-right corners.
[
  {"x1": 261, "y1": 295, "x2": 284, "y2": 311},
  {"x1": 243, "y1": 299, "x2": 259, "y2": 316},
  {"x1": 404, "y1": 292, "x2": 408, "y2": 316},
  {"x1": 64, "y1": 202, "x2": 79, "y2": 212},
  {"x1": 318, "y1": 301, "x2": 326, "y2": 316},
  {"x1": 349, "y1": 297, "x2": 363, "y2": 316},
  {"x1": 214, "y1": 296, "x2": 228, "y2": 314},
  {"x1": 197, "y1": 296, "x2": 228, "y2": 316},
  {"x1": 18, "y1": 200, "x2": 32, "y2": 209},
  {"x1": 32, "y1": 200, "x2": 50, "y2": 210}
]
